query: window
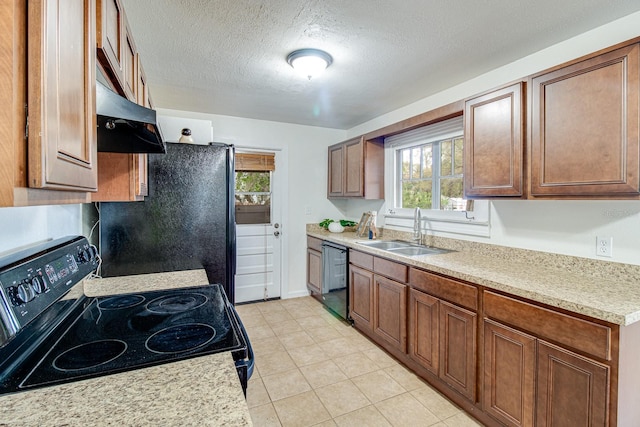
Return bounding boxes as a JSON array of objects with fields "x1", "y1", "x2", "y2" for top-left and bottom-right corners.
[
  {"x1": 235, "y1": 152, "x2": 275, "y2": 225},
  {"x1": 384, "y1": 116, "x2": 490, "y2": 237},
  {"x1": 398, "y1": 136, "x2": 464, "y2": 210}
]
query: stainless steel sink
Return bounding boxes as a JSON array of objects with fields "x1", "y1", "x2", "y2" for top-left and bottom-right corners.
[
  {"x1": 355, "y1": 240, "x2": 413, "y2": 250},
  {"x1": 387, "y1": 246, "x2": 452, "y2": 256},
  {"x1": 356, "y1": 240, "x2": 452, "y2": 256}
]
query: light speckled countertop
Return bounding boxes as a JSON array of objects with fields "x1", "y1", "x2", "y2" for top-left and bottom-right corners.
[
  {"x1": 0, "y1": 270, "x2": 252, "y2": 427},
  {"x1": 308, "y1": 228, "x2": 640, "y2": 326}
]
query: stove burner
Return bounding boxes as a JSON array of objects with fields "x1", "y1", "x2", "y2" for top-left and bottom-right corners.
[
  {"x1": 146, "y1": 293, "x2": 207, "y2": 314},
  {"x1": 53, "y1": 340, "x2": 127, "y2": 372},
  {"x1": 98, "y1": 295, "x2": 145, "y2": 310},
  {"x1": 145, "y1": 323, "x2": 216, "y2": 354}
]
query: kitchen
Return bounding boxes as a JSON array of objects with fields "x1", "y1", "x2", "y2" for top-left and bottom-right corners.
[{"x1": 2, "y1": 0, "x2": 640, "y2": 426}]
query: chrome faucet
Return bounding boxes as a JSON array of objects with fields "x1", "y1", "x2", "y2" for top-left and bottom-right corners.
[{"x1": 413, "y1": 207, "x2": 422, "y2": 244}]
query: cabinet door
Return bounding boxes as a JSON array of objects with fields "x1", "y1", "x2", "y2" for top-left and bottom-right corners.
[
  {"x1": 343, "y1": 138, "x2": 364, "y2": 197},
  {"x1": 122, "y1": 17, "x2": 137, "y2": 101},
  {"x1": 306, "y1": 248, "x2": 322, "y2": 295},
  {"x1": 135, "y1": 57, "x2": 149, "y2": 198},
  {"x1": 327, "y1": 144, "x2": 344, "y2": 197},
  {"x1": 483, "y1": 320, "x2": 535, "y2": 427},
  {"x1": 439, "y1": 300, "x2": 477, "y2": 401},
  {"x1": 96, "y1": 0, "x2": 124, "y2": 89},
  {"x1": 464, "y1": 82, "x2": 524, "y2": 197},
  {"x1": 536, "y1": 341, "x2": 609, "y2": 427},
  {"x1": 408, "y1": 289, "x2": 439, "y2": 374},
  {"x1": 28, "y1": 0, "x2": 98, "y2": 191},
  {"x1": 349, "y1": 264, "x2": 374, "y2": 331},
  {"x1": 530, "y1": 43, "x2": 640, "y2": 197},
  {"x1": 373, "y1": 275, "x2": 407, "y2": 352}
]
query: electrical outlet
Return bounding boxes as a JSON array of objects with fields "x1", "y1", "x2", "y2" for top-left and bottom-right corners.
[{"x1": 596, "y1": 236, "x2": 613, "y2": 258}]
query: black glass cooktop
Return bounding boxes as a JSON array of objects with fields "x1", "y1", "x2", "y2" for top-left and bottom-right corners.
[{"x1": 18, "y1": 284, "x2": 245, "y2": 390}]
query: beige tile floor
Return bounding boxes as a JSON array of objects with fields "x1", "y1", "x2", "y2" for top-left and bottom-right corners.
[{"x1": 236, "y1": 296, "x2": 483, "y2": 427}]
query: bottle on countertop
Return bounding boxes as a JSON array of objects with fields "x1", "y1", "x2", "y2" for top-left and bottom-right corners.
[{"x1": 368, "y1": 211, "x2": 378, "y2": 240}]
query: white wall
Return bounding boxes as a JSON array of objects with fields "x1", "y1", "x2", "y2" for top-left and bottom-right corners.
[
  {"x1": 0, "y1": 205, "x2": 82, "y2": 256},
  {"x1": 158, "y1": 108, "x2": 346, "y2": 298},
  {"x1": 345, "y1": 11, "x2": 640, "y2": 266}
]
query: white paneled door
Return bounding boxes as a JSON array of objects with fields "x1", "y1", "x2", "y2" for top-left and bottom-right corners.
[
  {"x1": 234, "y1": 149, "x2": 282, "y2": 303},
  {"x1": 235, "y1": 224, "x2": 281, "y2": 302}
]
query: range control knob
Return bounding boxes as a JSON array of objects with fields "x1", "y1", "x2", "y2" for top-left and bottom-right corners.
[
  {"x1": 87, "y1": 245, "x2": 98, "y2": 261},
  {"x1": 16, "y1": 282, "x2": 35, "y2": 304},
  {"x1": 77, "y1": 249, "x2": 90, "y2": 263},
  {"x1": 30, "y1": 276, "x2": 47, "y2": 294}
]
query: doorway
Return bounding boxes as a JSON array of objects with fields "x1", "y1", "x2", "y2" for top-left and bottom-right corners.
[{"x1": 234, "y1": 150, "x2": 282, "y2": 303}]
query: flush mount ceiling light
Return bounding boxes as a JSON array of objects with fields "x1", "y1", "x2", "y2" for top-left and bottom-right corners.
[{"x1": 287, "y1": 48, "x2": 333, "y2": 80}]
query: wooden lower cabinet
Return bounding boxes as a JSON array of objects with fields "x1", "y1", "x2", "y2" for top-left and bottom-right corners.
[
  {"x1": 439, "y1": 300, "x2": 477, "y2": 401},
  {"x1": 373, "y1": 275, "x2": 407, "y2": 352},
  {"x1": 408, "y1": 289, "x2": 439, "y2": 374},
  {"x1": 337, "y1": 252, "x2": 624, "y2": 426},
  {"x1": 536, "y1": 341, "x2": 609, "y2": 427},
  {"x1": 484, "y1": 319, "x2": 610, "y2": 427},
  {"x1": 306, "y1": 248, "x2": 322, "y2": 295},
  {"x1": 349, "y1": 264, "x2": 374, "y2": 332},
  {"x1": 483, "y1": 319, "x2": 536, "y2": 427},
  {"x1": 408, "y1": 288, "x2": 477, "y2": 401}
]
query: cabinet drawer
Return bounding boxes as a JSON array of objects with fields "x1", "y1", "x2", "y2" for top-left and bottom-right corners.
[
  {"x1": 484, "y1": 291, "x2": 611, "y2": 360},
  {"x1": 350, "y1": 250, "x2": 373, "y2": 270},
  {"x1": 374, "y1": 257, "x2": 408, "y2": 283},
  {"x1": 307, "y1": 236, "x2": 323, "y2": 252},
  {"x1": 409, "y1": 268, "x2": 478, "y2": 311}
]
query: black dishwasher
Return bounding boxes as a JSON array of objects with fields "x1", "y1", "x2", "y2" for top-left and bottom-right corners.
[{"x1": 321, "y1": 242, "x2": 349, "y2": 321}]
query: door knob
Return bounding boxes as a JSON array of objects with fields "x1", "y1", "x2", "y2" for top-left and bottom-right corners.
[
  {"x1": 274, "y1": 223, "x2": 280, "y2": 229},
  {"x1": 274, "y1": 231, "x2": 280, "y2": 237}
]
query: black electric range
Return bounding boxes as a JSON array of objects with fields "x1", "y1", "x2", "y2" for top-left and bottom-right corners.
[{"x1": 0, "y1": 236, "x2": 253, "y2": 396}]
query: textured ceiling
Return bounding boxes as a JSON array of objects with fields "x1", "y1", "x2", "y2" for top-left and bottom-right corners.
[{"x1": 121, "y1": 0, "x2": 640, "y2": 129}]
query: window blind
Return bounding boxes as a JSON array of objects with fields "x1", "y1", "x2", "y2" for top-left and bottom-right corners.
[
  {"x1": 235, "y1": 153, "x2": 275, "y2": 171},
  {"x1": 384, "y1": 116, "x2": 463, "y2": 147}
]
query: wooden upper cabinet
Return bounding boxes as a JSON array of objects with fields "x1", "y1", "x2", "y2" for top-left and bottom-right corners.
[
  {"x1": 135, "y1": 57, "x2": 149, "y2": 197},
  {"x1": 464, "y1": 82, "x2": 524, "y2": 198},
  {"x1": 27, "y1": 0, "x2": 98, "y2": 192},
  {"x1": 328, "y1": 143, "x2": 344, "y2": 197},
  {"x1": 530, "y1": 43, "x2": 640, "y2": 197},
  {"x1": 93, "y1": 10, "x2": 151, "y2": 202},
  {"x1": 96, "y1": 0, "x2": 124, "y2": 90},
  {"x1": 122, "y1": 17, "x2": 137, "y2": 101},
  {"x1": 344, "y1": 137, "x2": 365, "y2": 196},
  {"x1": 327, "y1": 137, "x2": 384, "y2": 199},
  {"x1": 136, "y1": 55, "x2": 149, "y2": 107}
]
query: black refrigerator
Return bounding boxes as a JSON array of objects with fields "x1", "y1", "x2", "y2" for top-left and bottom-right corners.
[{"x1": 99, "y1": 142, "x2": 237, "y2": 303}]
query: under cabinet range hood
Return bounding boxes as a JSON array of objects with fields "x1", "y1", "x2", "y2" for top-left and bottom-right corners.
[{"x1": 96, "y1": 81, "x2": 166, "y2": 154}]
